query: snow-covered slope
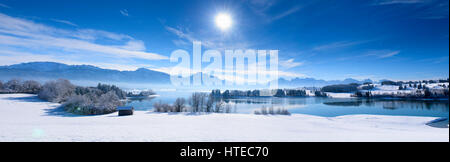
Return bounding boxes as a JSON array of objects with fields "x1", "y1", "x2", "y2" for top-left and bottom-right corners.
[{"x1": 0, "y1": 94, "x2": 448, "y2": 142}]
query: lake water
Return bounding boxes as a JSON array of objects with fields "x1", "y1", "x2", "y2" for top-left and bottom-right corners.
[{"x1": 126, "y1": 91, "x2": 449, "y2": 118}]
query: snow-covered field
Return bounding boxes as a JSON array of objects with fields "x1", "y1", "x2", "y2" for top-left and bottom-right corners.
[{"x1": 0, "y1": 94, "x2": 448, "y2": 142}]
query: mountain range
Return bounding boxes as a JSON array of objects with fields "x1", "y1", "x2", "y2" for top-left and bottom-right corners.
[{"x1": 0, "y1": 62, "x2": 374, "y2": 87}]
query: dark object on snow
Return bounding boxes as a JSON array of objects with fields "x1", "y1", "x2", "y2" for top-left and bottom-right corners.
[
  {"x1": 117, "y1": 106, "x2": 134, "y2": 116},
  {"x1": 426, "y1": 118, "x2": 449, "y2": 128}
]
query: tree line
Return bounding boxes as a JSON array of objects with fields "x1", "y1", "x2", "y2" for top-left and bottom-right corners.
[
  {"x1": 153, "y1": 92, "x2": 234, "y2": 113},
  {"x1": 1, "y1": 79, "x2": 129, "y2": 115}
]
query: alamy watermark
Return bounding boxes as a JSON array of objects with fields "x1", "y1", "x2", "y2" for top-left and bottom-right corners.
[{"x1": 169, "y1": 41, "x2": 279, "y2": 89}]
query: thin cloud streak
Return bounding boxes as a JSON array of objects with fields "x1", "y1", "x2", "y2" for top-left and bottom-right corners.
[
  {"x1": 270, "y1": 6, "x2": 302, "y2": 22},
  {"x1": 280, "y1": 59, "x2": 304, "y2": 69},
  {"x1": 120, "y1": 9, "x2": 129, "y2": 16},
  {"x1": 0, "y1": 3, "x2": 10, "y2": 8},
  {"x1": 374, "y1": 0, "x2": 428, "y2": 5},
  {"x1": 50, "y1": 19, "x2": 78, "y2": 27},
  {"x1": 0, "y1": 13, "x2": 168, "y2": 61}
]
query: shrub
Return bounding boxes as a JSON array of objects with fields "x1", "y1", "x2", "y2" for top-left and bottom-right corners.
[
  {"x1": 153, "y1": 101, "x2": 174, "y2": 112},
  {"x1": 254, "y1": 106, "x2": 290, "y2": 115}
]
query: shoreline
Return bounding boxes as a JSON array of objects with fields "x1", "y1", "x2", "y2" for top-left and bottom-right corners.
[{"x1": 0, "y1": 94, "x2": 448, "y2": 142}]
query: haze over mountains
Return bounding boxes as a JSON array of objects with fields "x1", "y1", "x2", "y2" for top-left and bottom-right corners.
[
  {"x1": 0, "y1": 62, "x2": 170, "y2": 84},
  {"x1": 0, "y1": 62, "x2": 375, "y2": 87}
]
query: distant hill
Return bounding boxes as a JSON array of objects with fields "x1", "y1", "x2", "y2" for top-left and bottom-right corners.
[
  {"x1": 0, "y1": 62, "x2": 171, "y2": 84},
  {"x1": 278, "y1": 77, "x2": 374, "y2": 87},
  {"x1": 0, "y1": 62, "x2": 374, "y2": 88}
]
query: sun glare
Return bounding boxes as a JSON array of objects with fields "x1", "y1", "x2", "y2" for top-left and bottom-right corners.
[{"x1": 215, "y1": 13, "x2": 232, "y2": 31}]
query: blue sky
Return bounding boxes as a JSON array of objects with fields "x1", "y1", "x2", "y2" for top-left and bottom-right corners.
[{"x1": 0, "y1": 0, "x2": 448, "y2": 81}]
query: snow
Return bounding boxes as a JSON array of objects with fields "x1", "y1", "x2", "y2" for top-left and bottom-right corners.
[
  {"x1": 0, "y1": 94, "x2": 448, "y2": 142},
  {"x1": 326, "y1": 92, "x2": 353, "y2": 98}
]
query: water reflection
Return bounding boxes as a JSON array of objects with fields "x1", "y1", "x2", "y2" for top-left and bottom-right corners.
[
  {"x1": 126, "y1": 95, "x2": 449, "y2": 118},
  {"x1": 323, "y1": 99, "x2": 449, "y2": 112}
]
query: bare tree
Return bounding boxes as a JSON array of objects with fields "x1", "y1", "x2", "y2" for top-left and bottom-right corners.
[
  {"x1": 189, "y1": 92, "x2": 207, "y2": 112},
  {"x1": 214, "y1": 101, "x2": 224, "y2": 113},
  {"x1": 225, "y1": 104, "x2": 232, "y2": 113},
  {"x1": 206, "y1": 96, "x2": 214, "y2": 112},
  {"x1": 173, "y1": 98, "x2": 186, "y2": 112},
  {"x1": 0, "y1": 80, "x2": 3, "y2": 91}
]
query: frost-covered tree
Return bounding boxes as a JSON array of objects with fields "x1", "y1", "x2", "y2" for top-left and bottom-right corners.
[
  {"x1": 63, "y1": 94, "x2": 94, "y2": 114},
  {"x1": 0, "y1": 80, "x2": 3, "y2": 91},
  {"x1": 38, "y1": 79, "x2": 76, "y2": 103},
  {"x1": 5, "y1": 79, "x2": 22, "y2": 92},
  {"x1": 95, "y1": 91, "x2": 123, "y2": 114},
  {"x1": 22, "y1": 80, "x2": 42, "y2": 94},
  {"x1": 97, "y1": 83, "x2": 127, "y2": 99}
]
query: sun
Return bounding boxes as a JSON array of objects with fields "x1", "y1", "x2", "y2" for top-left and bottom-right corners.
[{"x1": 215, "y1": 13, "x2": 233, "y2": 31}]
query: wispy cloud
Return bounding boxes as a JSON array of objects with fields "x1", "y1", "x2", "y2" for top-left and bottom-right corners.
[
  {"x1": 270, "y1": 6, "x2": 302, "y2": 22},
  {"x1": 373, "y1": 0, "x2": 448, "y2": 19},
  {"x1": 312, "y1": 41, "x2": 369, "y2": 51},
  {"x1": 0, "y1": 12, "x2": 167, "y2": 67},
  {"x1": 50, "y1": 19, "x2": 78, "y2": 27},
  {"x1": 247, "y1": 0, "x2": 302, "y2": 23},
  {"x1": 374, "y1": 0, "x2": 428, "y2": 5},
  {"x1": 0, "y1": 3, "x2": 10, "y2": 8},
  {"x1": 164, "y1": 26, "x2": 215, "y2": 48},
  {"x1": 120, "y1": 9, "x2": 129, "y2": 17},
  {"x1": 164, "y1": 25, "x2": 251, "y2": 50},
  {"x1": 280, "y1": 59, "x2": 304, "y2": 69},
  {"x1": 365, "y1": 50, "x2": 401, "y2": 58},
  {"x1": 418, "y1": 56, "x2": 449, "y2": 64}
]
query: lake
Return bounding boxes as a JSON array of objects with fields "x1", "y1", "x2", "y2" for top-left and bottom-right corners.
[{"x1": 126, "y1": 91, "x2": 449, "y2": 118}]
